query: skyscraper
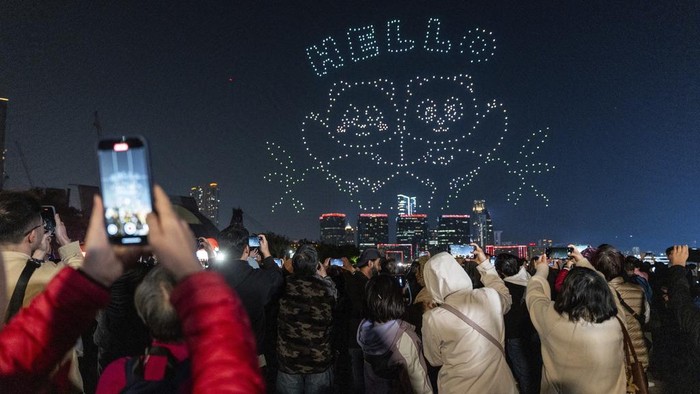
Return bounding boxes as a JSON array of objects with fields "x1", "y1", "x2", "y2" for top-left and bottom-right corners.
[
  {"x1": 396, "y1": 214, "x2": 429, "y2": 253},
  {"x1": 397, "y1": 194, "x2": 416, "y2": 216},
  {"x1": 436, "y1": 214, "x2": 471, "y2": 247},
  {"x1": 471, "y1": 200, "x2": 494, "y2": 246},
  {"x1": 190, "y1": 182, "x2": 220, "y2": 227},
  {"x1": 319, "y1": 213, "x2": 346, "y2": 245},
  {"x1": 343, "y1": 223, "x2": 356, "y2": 246},
  {"x1": 357, "y1": 213, "x2": 389, "y2": 249}
]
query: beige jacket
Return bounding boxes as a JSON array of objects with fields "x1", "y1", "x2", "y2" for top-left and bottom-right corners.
[
  {"x1": 526, "y1": 261, "x2": 626, "y2": 394},
  {"x1": 2, "y1": 242, "x2": 85, "y2": 391},
  {"x1": 609, "y1": 277, "x2": 649, "y2": 369},
  {"x1": 421, "y1": 252, "x2": 517, "y2": 394}
]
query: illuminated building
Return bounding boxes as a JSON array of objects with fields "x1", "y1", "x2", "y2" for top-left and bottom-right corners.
[
  {"x1": 396, "y1": 214, "x2": 429, "y2": 254},
  {"x1": 486, "y1": 245, "x2": 528, "y2": 259},
  {"x1": 377, "y1": 243, "x2": 413, "y2": 265},
  {"x1": 397, "y1": 194, "x2": 416, "y2": 216},
  {"x1": 471, "y1": 200, "x2": 494, "y2": 246},
  {"x1": 0, "y1": 97, "x2": 7, "y2": 190},
  {"x1": 357, "y1": 213, "x2": 389, "y2": 248},
  {"x1": 344, "y1": 223, "x2": 356, "y2": 246},
  {"x1": 319, "y1": 213, "x2": 346, "y2": 245},
  {"x1": 190, "y1": 183, "x2": 220, "y2": 227},
  {"x1": 494, "y1": 230, "x2": 503, "y2": 246},
  {"x1": 436, "y1": 214, "x2": 471, "y2": 247}
]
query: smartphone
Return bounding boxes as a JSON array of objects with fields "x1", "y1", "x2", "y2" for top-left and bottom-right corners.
[
  {"x1": 396, "y1": 275, "x2": 406, "y2": 287},
  {"x1": 546, "y1": 247, "x2": 569, "y2": 260},
  {"x1": 450, "y1": 244, "x2": 475, "y2": 258},
  {"x1": 248, "y1": 235, "x2": 261, "y2": 248},
  {"x1": 418, "y1": 251, "x2": 429, "y2": 257},
  {"x1": 687, "y1": 248, "x2": 700, "y2": 263},
  {"x1": 41, "y1": 205, "x2": 56, "y2": 234},
  {"x1": 273, "y1": 258, "x2": 284, "y2": 267},
  {"x1": 330, "y1": 258, "x2": 343, "y2": 267},
  {"x1": 97, "y1": 136, "x2": 154, "y2": 245}
]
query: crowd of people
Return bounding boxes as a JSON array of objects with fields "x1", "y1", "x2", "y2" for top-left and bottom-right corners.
[{"x1": 0, "y1": 187, "x2": 698, "y2": 393}]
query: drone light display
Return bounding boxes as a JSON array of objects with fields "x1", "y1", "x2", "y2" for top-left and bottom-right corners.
[{"x1": 267, "y1": 17, "x2": 553, "y2": 214}]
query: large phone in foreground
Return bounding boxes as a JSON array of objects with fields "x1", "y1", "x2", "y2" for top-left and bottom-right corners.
[{"x1": 97, "y1": 136, "x2": 154, "y2": 245}]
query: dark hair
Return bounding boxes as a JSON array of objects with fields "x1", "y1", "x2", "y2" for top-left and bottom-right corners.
[
  {"x1": 495, "y1": 253, "x2": 520, "y2": 278},
  {"x1": 218, "y1": 225, "x2": 249, "y2": 259},
  {"x1": 380, "y1": 258, "x2": 401, "y2": 276},
  {"x1": 554, "y1": 267, "x2": 618, "y2": 323},
  {"x1": 366, "y1": 275, "x2": 405, "y2": 323},
  {"x1": 0, "y1": 191, "x2": 42, "y2": 244},
  {"x1": 623, "y1": 256, "x2": 639, "y2": 273},
  {"x1": 463, "y1": 261, "x2": 484, "y2": 289},
  {"x1": 292, "y1": 244, "x2": 319, "y2": 276},
  {"x1": 591, "y1": 244, "x2": 624, "y2": 281},
  {"x1": 134, "y1": 266, "x2": 182, "y2": 342}
]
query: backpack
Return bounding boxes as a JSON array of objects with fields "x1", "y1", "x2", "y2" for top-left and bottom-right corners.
[{"x1": 120, "y1": 346, "x2": 191, "y2": 394}]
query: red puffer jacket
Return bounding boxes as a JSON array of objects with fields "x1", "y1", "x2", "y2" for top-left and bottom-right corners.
[
  {"x1": 0, "y1": 268, "x2": 264, "y2": 394},
  {"x1": 171, "y1": 271, "x2": 265, "y2": 393},
  {"x1": 0, "y1": 268, "x2": 109, "y2": 393}
]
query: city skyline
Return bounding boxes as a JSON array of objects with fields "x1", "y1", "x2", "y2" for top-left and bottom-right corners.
[{"x1": 0, "y1": 2, "x2": 697, "y2": 252}]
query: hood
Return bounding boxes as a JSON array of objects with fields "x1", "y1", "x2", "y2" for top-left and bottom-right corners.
[
  {"x1": 504, "y1": 266, "x2": 531, "y2": 286},
  {"x1": 357, "y1": 319, "x2": 401, "y2": 356},
  {"x1": 423, "y1": 252, "x2": 473, "y2": 304}
]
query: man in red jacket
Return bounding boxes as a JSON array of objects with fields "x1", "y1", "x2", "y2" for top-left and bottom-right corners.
[{"x1": 0, "y1": 186, "x2": 265, "y2": 393}]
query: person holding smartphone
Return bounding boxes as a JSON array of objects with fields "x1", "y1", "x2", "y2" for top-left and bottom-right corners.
[
  {"x1": 0, "y1": 186, "x2": 265, "y2": 393},
  {"x1": 211, "y1": 228, "x2": 284, "y2": 372},
  {"x1": 0, "y1": 191, "x2": 86, "y2": 391}
]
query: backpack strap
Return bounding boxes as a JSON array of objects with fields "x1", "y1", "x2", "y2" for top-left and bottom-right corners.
[
  {"x1": 439, "y1": 303, "x2": 505, "y2": 356},
  {"x1": 614, "y1": 290, "x2": 644, "y2": 325},
  {"x1": 4, "y1": 259, "x2": 42, "y2": 323}
]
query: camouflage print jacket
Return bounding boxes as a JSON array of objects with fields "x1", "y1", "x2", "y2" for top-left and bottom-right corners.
[{"x1": 277, "y1": 274, "x2": 337, "y2": 374}]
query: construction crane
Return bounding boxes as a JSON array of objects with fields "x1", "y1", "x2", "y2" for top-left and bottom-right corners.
[{"x1": 14, "y1": 140, "x2": 33, "y2": 187}]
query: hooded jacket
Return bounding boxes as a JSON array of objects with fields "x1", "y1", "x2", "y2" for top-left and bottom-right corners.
[
  {"x1": 421, "y1": 252, "x2": 517, "y2": 394},
  {"x1": 357, "y1": 319, "x2": 432, "y2": 394}
]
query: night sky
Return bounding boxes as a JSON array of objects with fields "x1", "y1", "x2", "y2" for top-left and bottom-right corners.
[{"x1": 1, "y1": 1, "x2": 698, "y2": 252}]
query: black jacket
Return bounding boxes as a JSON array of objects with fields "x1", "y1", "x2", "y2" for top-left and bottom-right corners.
[
  {"x1": 213, "y1": 256, "x2": 284, "y2": 355},
  {"x1": 667, "y1": 265, "x2": 700, "y2": 349}
]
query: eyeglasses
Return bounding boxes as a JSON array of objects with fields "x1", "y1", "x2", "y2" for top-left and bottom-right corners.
[{"x1": 23, "y1": 224, "x2": 44, "y2": 237}]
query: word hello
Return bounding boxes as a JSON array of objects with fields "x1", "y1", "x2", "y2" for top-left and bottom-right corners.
[{"x1": 306, "y1": 18, "x2": 496, "y2": 77}]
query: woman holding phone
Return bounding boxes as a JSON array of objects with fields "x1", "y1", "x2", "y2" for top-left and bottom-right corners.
[{"x1": 526, "y1": 246, "x2": 625, "y2": 393}]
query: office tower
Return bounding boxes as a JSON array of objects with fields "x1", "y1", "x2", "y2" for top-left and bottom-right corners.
[
  {"x1": 190, "y1": 186, "x2": 204, "y2": 209},
  {"x1": 190, "y1": 182, "x2": 221, "y2": 227},
  {"x1": 494, "y1": 230, "x2": 503, "y2": 246},
  {"x1": 343, "y1": 223, "x2": 356, "y2": 246},
  {"x1": 357, "y1": 213, "x2": 389, "y2": 248},
  {"x1": 0, "y1": 98, "x2": 7, "y2": 190},
  {"x1": 319, "y1": 213, "x2": 346, "y2": 245},
  {"x1": 471, "y1": 200, "x2": 494, "y2": 246},
  {"x1": 436, "y1": 214, "x2": 471, "y2": 247},
  {"x1": 397, "y1": 194, "x2": 417, "y2": 216},
  {"x1": 396, "y1": 214, "x2": 429, "y2": 253}
]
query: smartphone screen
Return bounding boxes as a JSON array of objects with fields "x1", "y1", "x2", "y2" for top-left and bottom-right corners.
[
  {"x1": 97, "y1": 136, "x2": 153, "y2": 245},
  {"x1": 248, "y1": 235, "x2": 261, "y2": 248},
  {"x1": 41, "y1": 205, "x2": 56, "y2": 234},
  {"x1": 330, "y1": 258, "x2": 343, "y2": 267},
  {"x1": 546, "y1": 247, "x2": 569, "y2": 260},
  {"x1": 273, "y1": 258, "x2": 284, "y2": 267},
  {"x1": 449, "y1": 244, "x2": 475, "y2": 258}
]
